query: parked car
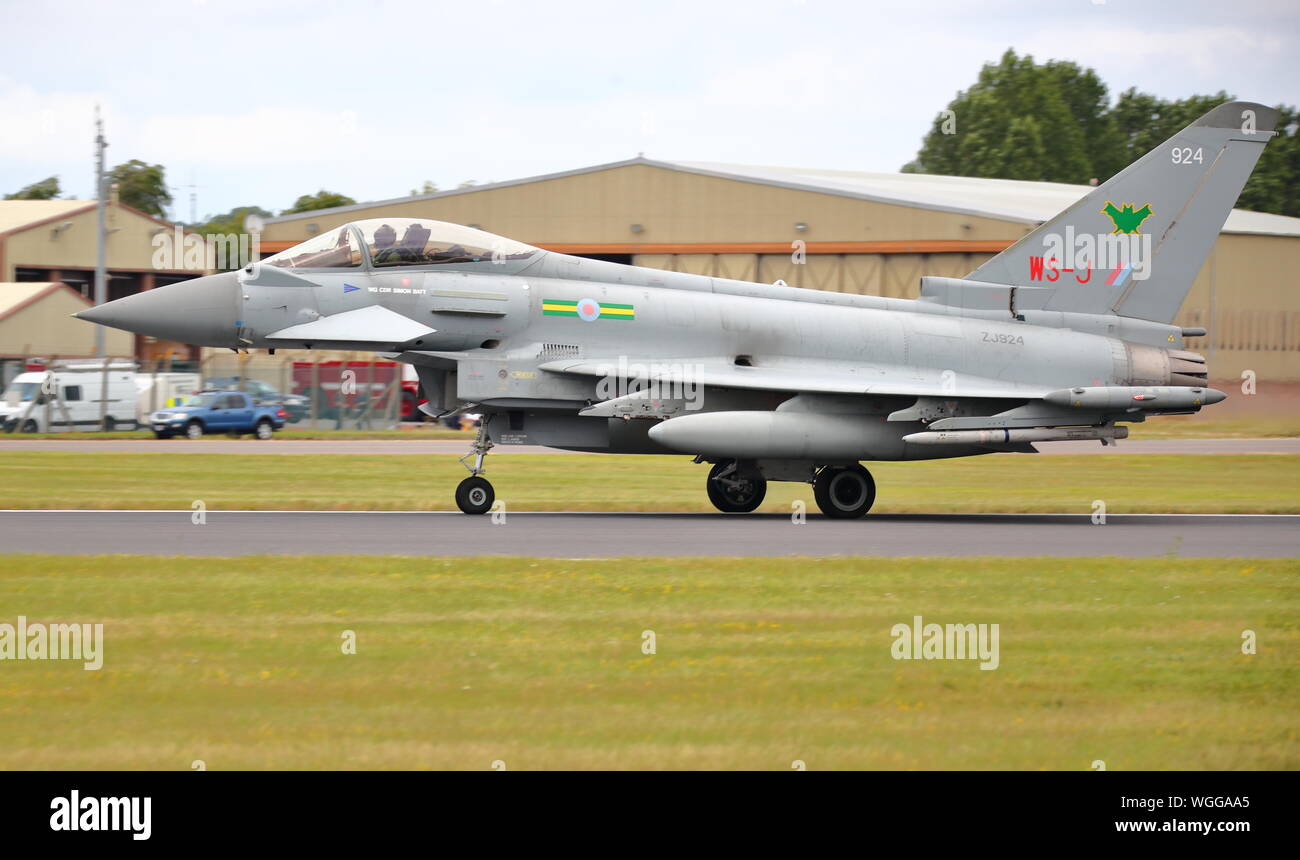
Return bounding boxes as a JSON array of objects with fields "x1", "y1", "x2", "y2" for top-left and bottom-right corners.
[
  {"x1": 149, "y1": 391, "x2": 287, "y2": 439},
  {"x1": 205, "y1": 376, "x2": 308, "y2": 423}
]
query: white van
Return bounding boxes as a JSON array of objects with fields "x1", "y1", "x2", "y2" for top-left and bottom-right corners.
[{"x1": 0, "y1": 363, "x2": 140, "y2": 433}]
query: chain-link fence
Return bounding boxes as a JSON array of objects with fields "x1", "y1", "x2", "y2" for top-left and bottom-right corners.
[
  {"x1": 2, "y1": 353, "x2": 420, "y2": 433},
  {"x1": 196, "y1": 353, "x2": 415, "y2": 430}
]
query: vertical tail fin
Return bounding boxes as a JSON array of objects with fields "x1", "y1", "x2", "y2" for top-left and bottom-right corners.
[{"x1": 966, "y1": 101, "x2": 1277, "y2": 323}]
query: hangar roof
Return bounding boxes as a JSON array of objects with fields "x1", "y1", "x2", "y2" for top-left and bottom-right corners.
[
  {"x1": 663, "y1": 160, "x2": 1300, "y2": 237},
  {"x1": 263, "y1": 156, "x2": 1300, "y2": 239},
  {"x1": 0, "y1": 282, "x2": 79, "y2": 321},
  {"x1": 0, "y1": 200, "x2": 95, "y2": 234}
]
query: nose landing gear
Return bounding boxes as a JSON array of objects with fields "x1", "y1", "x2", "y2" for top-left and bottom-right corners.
[{"x1": 454, "y1": 422, "x2": 495, "y2": 515}]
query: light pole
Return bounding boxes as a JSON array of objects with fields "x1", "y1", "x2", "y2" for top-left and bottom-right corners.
[{"x1": 93, "y1": 106, "x2": 108, "y2": 356}]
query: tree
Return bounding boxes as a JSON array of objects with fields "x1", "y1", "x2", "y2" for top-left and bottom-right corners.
[
  {"x1": 184, "y1": 205, "x2": 274, "y2": 271},
  {"x1": 1111, "y1": 88, "x2": 1231, "y2": 162},
  {"x1": 905, "y1": 53, "x2": 1299, "y2": 216},
  {"x1": 283, "y1": 190, "x2": 356, "y2": 214},
  {"x1": 410, "y1": 180, "x2": 438, "y2": 196},
  {"x1": 107, "y1": 160, "x2": 172, "y2": 216},
  {"x1": 189, "y1": 204, "x2": 273, "y2": 235},
  {"x1": 903, "y1": 50, "x2": 1105, "y2": 184},
  {"x1": 4, "y1": 176, "x2": 61, "y2": 200},
  {"x1": 1237, "y1": 106, "x2": 1300, "y2": 218}
]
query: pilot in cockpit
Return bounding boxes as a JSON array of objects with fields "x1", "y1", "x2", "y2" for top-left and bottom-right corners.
[{"x1": 373, "y1": 223, "x2": 397, "y2": 251}]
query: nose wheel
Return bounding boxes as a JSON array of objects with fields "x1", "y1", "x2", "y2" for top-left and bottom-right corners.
[
  {"x1": 455, "y1": 419, "x2": 496, "y2": 515},
  {"x1": 455, "y1": 476, "x2": 495, "y2": 515}
]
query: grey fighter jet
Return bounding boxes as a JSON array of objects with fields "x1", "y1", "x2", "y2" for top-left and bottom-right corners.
[{"x1": 77, "y1": 101, "x2": 1277, "y2": 517}]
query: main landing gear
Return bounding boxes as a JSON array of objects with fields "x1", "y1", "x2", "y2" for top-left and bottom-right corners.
[
  {"x1": 703, "y1": 459, "x2": 876, "y2": 519},
  {"x1": 454, "y1": 423, "x2": 495, "y2": 515},
  {"x1": 812, "y1": 464, "x2": 876, "y2": 519},
  {"x1": 706, "y1": 460, "x2": 767, "y2": 513}
]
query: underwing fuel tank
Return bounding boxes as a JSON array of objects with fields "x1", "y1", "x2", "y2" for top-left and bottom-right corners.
[{"x1": 648, "y1": 411, "x2": 915, "y2": 460}]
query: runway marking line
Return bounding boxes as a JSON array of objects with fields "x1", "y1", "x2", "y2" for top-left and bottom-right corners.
[{"x1": 2, "y1": 510, "x2": 1297, "y2": 518}]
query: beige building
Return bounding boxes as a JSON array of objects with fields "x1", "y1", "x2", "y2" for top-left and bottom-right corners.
[
  {"x1": 0, "y1": 199, "x2": 200, "y2": 366},
  {"x1": 0, "y1": 282, "x2": 133, "y2": 355},
  {"x1": 0, "y1": 282, "x2": 135, "y2": 387},
  {"x1": 261, "y1": 157, "x2": 1300, "y2": 381}
]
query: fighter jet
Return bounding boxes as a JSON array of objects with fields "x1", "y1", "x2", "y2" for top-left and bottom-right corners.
[{"x1": 77, "y1": 101, "x2": 1277, "y2": 517}]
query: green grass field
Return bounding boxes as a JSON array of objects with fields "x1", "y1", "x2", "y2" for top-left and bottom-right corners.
[
  {"x1": 1, "y1": 451, "x2": 1297, "y2": 513},
  {"x1": 0, "y1": 554, "x2": 1293, "y2": 770}
]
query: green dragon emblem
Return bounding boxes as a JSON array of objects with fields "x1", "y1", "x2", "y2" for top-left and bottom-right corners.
[{"x1": 1101, "y1": 201, "x2": 1154, "y2": 234}]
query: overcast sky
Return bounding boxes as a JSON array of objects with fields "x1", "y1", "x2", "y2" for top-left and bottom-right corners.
[{"x1": 1, "y1": 0, "x2": 1296, "y2": 220}]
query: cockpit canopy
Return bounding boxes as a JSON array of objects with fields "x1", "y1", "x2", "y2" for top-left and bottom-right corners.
[{"x1": 263, "y1": 219, "x2": 539, "y2": 270}]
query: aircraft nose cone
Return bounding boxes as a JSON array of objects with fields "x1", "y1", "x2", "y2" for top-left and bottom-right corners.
[{"x1": 74, "y1": 271, "x2": 241, "y2": 347}]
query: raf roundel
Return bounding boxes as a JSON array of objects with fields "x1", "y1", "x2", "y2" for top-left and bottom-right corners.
[{"x1": 576, "y1": 298, "x2": 602, "y2": 322}]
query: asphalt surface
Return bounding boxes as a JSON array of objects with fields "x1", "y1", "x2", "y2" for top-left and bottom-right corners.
[
  {"x1": 1, "y1": 511, "x2": 1294, "y2": 557},
  {"x1": 0, "y1": 438, "x2": 1296, "y2": 455}
]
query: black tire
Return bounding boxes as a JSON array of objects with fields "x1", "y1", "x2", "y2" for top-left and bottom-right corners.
[
  {"x1": 706, "y1": 460, "x2": 767, "y2": 513},
  {"x1": 813, "y1": 464, "x2": 876, "y2": 519},
  {"x1": 185, "y1": 421, "x2": 204, "y2": 440},
  {"x1": 455, "y1": 476, "x2": 494, "y2": 515},
  {"x1": 20, "y1": 419, "x2": 39, "y2": 434},
  {"x1": 102, "y1": 416, "x2": 116, "y2": 432},
  {"x1": 254, "y1": 419, "x2": 274, "y2": 440},
  {"x1": 153, "y1": 430, "x2": 173, "y2": 439}
]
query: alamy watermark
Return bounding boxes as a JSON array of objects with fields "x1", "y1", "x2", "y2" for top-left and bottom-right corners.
[
  {"x1": 0, "y1": 616, "x2": 103, "y2": 670},
  {"x1": 890, "y1": 615, "x2": 999, "y2": 670},
  {"x1": 151, "y1": 226, "x2": 260, "y2": 271},
  {"x1": 594, "y1": 357, "x2": 705, "y2": 410},
  {"x1": 1032, "y1": 226, "x2": 1153, "y2": 285}
]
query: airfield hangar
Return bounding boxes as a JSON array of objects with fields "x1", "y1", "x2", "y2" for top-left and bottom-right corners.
[
  {"x1": 259, "y1": 158, "x2": 1300, "y2": 383},
  {"x1": 0, "y1": 199, "x2": 202, "y2": 384}
]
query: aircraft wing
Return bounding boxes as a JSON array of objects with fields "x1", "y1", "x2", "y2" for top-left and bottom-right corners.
[{"x1": 536, "y1": 357, "x2": 1053, "y2": 400}]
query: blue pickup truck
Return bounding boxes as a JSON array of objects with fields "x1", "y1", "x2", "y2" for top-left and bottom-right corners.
[{"x1": 149, "y1": 391, "x2": 288, "y2": 439}]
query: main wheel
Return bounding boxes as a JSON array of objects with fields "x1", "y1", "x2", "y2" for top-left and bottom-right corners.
[
  {"x1": 185, "y1": 421, "x2": 204, "y2": 440},
  {"x1": 102, "y1": 416, "x2": 116, "y2": 432},
  {"x1": 20, "y1": 419, "x2": 39, "y2": 434},
  {"x1": 254, "y1": 419, "x2": 274, "y2": 440},
  {"x1": 813, "y1": 464, "x2": 876, "y2": 519},
  {"x1": 455, "y1": 476, "x2": 495, "y2": 515},
  {"x1": 706, "y1": 460, "x2": 767, "y2": 513}
]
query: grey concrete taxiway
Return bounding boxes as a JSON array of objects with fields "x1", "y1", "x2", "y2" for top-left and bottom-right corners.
[
  {"x1": 0, "y1": 511, "x2": 1294, "y2": 557},
  {"x1": 0, "y1": 438, "x2": 1297, "y2": 455}
]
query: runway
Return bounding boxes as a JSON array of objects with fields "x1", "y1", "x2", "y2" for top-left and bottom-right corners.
[
  {"x1": 1, "y1": 511, "x2": 1294, "y2": 557},
  {"x1": 0, "y1": 438, "x2": 1297, "y2": 455}
]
